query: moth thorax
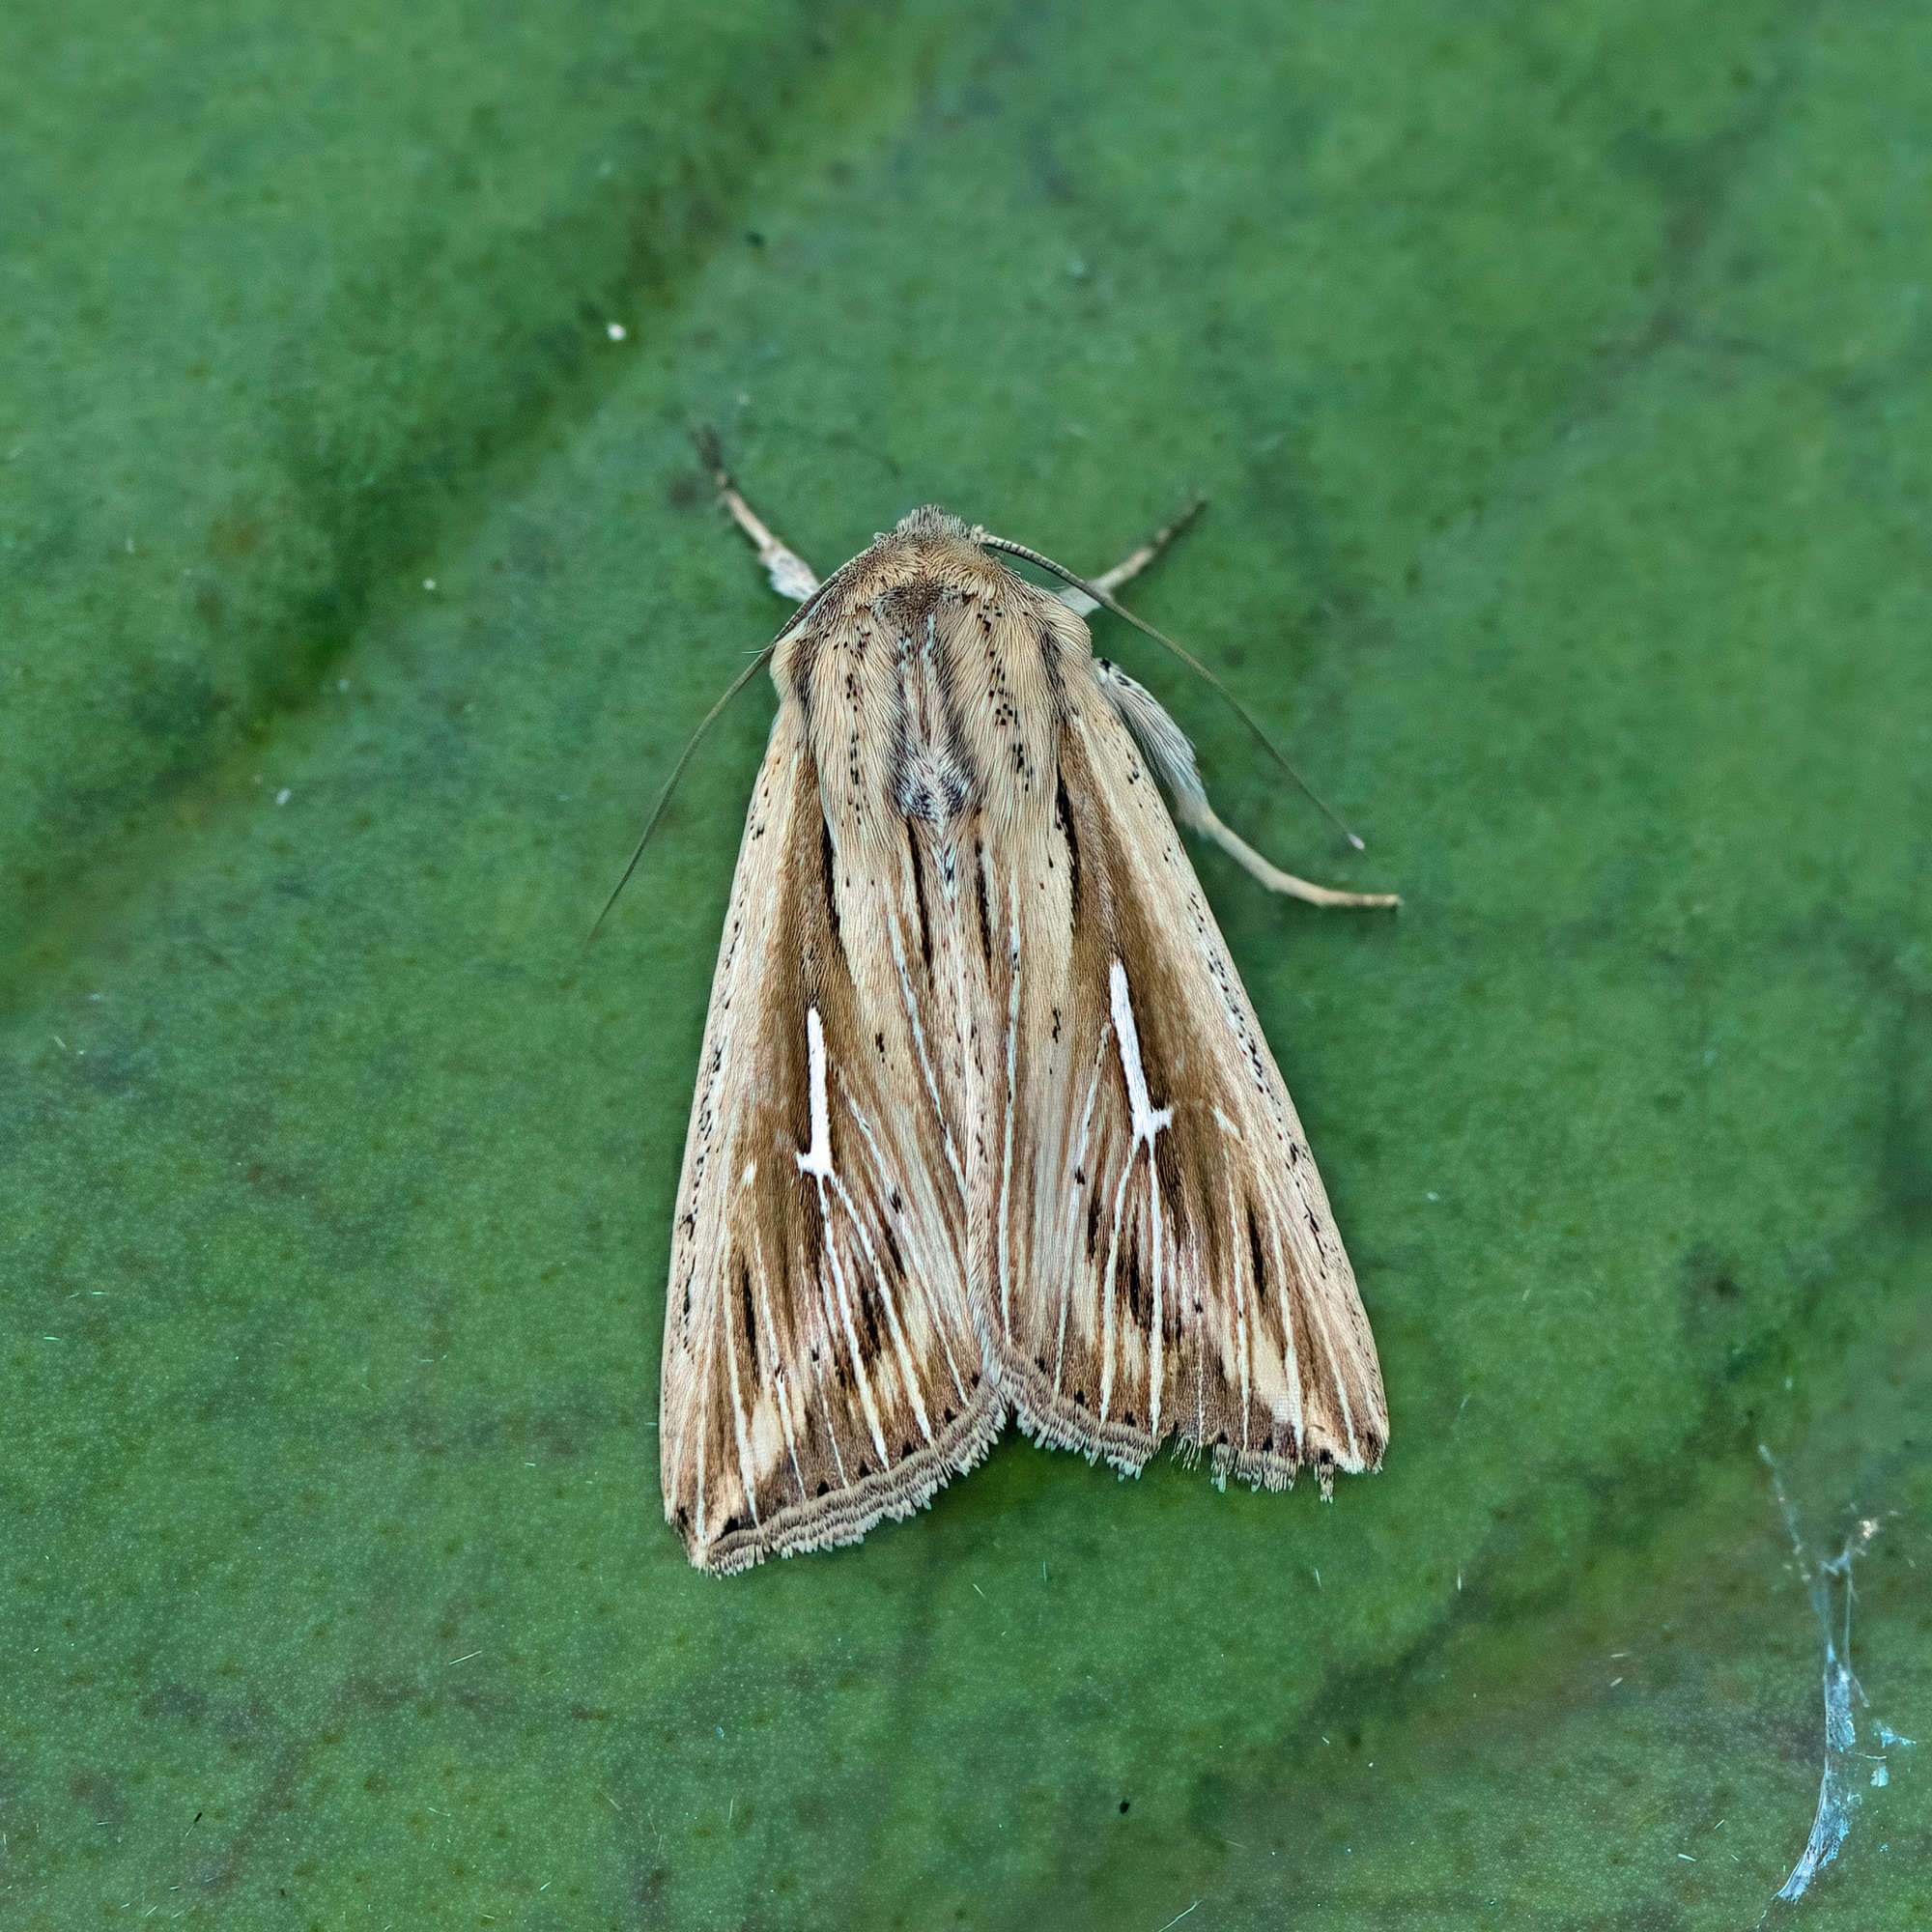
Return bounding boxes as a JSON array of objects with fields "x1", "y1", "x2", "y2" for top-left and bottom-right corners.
[
  {"x1": 891, "y1": 602, "x2": 975, "y2": 824},
  {"x1": 895, "y1": 747, "x2": 974, "y2": 824},
  {"x1": 894, "y1": 671, "x2": 975, "y2": 825}
]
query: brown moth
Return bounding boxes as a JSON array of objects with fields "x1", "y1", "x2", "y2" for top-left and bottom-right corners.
[{"x1": 656, "y1": 449, "x2": 1396, "y2": 1575}]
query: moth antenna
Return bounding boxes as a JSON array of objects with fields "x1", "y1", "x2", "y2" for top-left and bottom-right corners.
[
  {"x1": 590, "y1": 644, "x2": 777, "y2": 942},
  {"x1": 979, "y1": 531, "x2": 1370, "y2": 852},
  {"x1": 691, "y1": 421, "x2": 726, "y2": 481}
]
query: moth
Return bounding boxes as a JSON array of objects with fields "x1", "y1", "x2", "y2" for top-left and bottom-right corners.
[{"x1": 647, "y1": 441, "x2": 1396, "y2": 1576}]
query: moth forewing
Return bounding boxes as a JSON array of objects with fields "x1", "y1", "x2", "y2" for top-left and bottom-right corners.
[
  {"x1": 981, "y1": 651, "x2": 1386, "y2": 1492},
  {"x1": 656, "y1": 494, "x2": 1389, "y2": 1574},
  {"x1": 659, "y1": 660, "x2": 1004, "y2": 1579}
]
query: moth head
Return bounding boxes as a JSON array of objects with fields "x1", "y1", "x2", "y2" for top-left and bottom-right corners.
[{"x1": 886, "y1": 505, "x2": 976, "y2": 545}]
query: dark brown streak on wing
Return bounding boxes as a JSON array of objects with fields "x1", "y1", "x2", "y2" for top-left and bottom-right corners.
[
  {"x1": 785, "y1": 628, "x2": 821, "y2": 722},
  {"x1": 906, "y1": 819, "x2": 934, "y2": 970},
  {"x1": 1054, "y1": 772, "x2": 1081, "y2": 910},
  {"x1": 737, "y1": 1258, "x2": 757, "y2": 1365},
  {"x1": 819, "y1": 817, "x2": 841, "y2": 952},
  {"x1": 974, "y1": 839, "x2": 994, "y2": 967}
]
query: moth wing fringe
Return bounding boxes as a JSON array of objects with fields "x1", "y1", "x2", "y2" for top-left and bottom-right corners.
[
  {"x1": 1009, "y1": 1399, "x2": 1151, "y2": 1478},
  {"x1": 1001, "y1": 1369, "x2": 1381, "y2": 1497},
  {"x1": 694, "y1": 1394, "x2": 1007, "y2": 1577}
]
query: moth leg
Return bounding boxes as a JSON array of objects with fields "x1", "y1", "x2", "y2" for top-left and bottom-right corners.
[
  {"x1": 691, "y1": 425, "x2": 820, "y2": 601},
  {"x1": 1094, "y1": 659, "x2": 1401, "y2": 909},
  {"x1": 1056, "y1": 496, "x2": 1206, "y2": 614},
  {"x1": 1176, "y1": 796, "x2": 1402, "y2": 908}
]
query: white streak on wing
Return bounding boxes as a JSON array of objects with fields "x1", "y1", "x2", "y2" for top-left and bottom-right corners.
[
  {"x1": 721, "y1": 1249, "x2": 761, "y2": 1526},
  {"x1": 671, "y1": 860, "x2": 780, "y2": 1561},
  {"x1": 1099, "y1": 1144, "x2": 1132, "y2": 1424},
  {"x1": 664, "y1": 1271, "x2": 692, "y2": 1496},
  {"x1": 1226, "y1": 1170, "x2": 1252, "y2": 1450},
  {"x1": 887, "y1": 915, "x2": 966, "y2": 1203},
  {"x1": 1290, "y1": 1179, "x2": 1362, "y2": 1465},
  {"x1": 939, "y1": 841, "x2": 980, "y2": 1264},
  {"x1": 750, "y1": 1221, "x2": 806, "y2": 1503},
  {"x1": 1334, "y1": 1352, "x2": 1360, "y2": 1464},
  {"x1": 997, "y1": 921, "x2": 1021, "y2": 1335},
  {"x1": 1192, "y1": 1244, "x2": 1208, "y2": 1443},
  {"x1": 1278, "y1": 1173, "x2": 1358, "y2": 1463},
  {"x1": 1147, "y1": 1143, "x2": 1165, "y2": 1439},
  {"x1": 797, "y1": 1008, "x2": 835, "y2": 1182},
  {"x1": 681, "y1": 833, "x2": 778, "y2": 1238},
  {"x1": 1301, "y1": 1270, "x2": 1360, "y2": 1466},
  {"x1": 1100, "y1": 959, "x2": 1174, "y2": 1428},
  {"x1": 797, "y1": 1008, "x2": 892, "y2": 1468},
  {"x1": 1109, "y1": 959, "x2": 1173, "y2": 1141},
  {"x1": 1267, "y1": 1213, "x2": 1304, "y2": 1450},
  {"x1": 828, "y1": 1164, "x2": 933, "y2": 1444},
  {"x1": 816, "y1": 1365, "x2": 849, "y2": 1491},
  {"x1": 1053, "y1": 1022, "x2": 1113, "y2": 1397},
  {"x1": 693, "y1": 1267, "x2": 713, "y2": 1555},
  {"x1": 821, "y1": 1217, "x2": 892, "y2": 1468},
  {"x1": 808, "y1": 1228, "x2": 850, "y2": 1492},
  {"x1": 1181, "y1": 914, "x2": 1344, "y2": 1463},
  {"x1": 833, "y1": 1062, "x2": 972, "y2": 1406}
]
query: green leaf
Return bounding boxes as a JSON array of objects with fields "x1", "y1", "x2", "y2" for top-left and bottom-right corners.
[{"x1": 6, "y1": 2, "x2": 1928, "y2": 1924}]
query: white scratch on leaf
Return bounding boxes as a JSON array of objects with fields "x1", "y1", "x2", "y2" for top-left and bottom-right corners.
[{"x1": 1759, "y1": 1447, "x2": 1907, "y2": 1908}]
